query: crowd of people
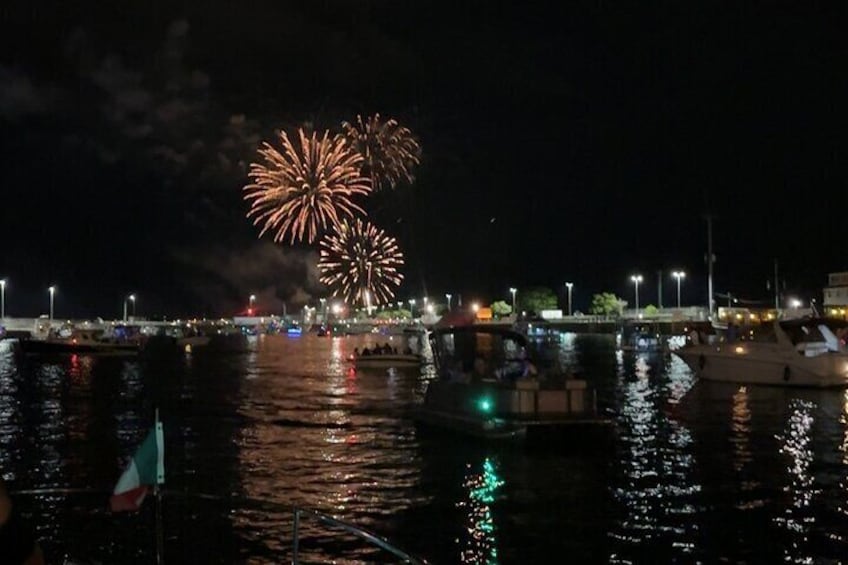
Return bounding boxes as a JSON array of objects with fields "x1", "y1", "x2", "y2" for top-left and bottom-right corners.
[{"x1": 354, "y1": 343, "x2": 414, "y2": 356}]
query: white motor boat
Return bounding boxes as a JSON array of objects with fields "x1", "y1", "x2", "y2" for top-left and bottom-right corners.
[{"x1": 674, "y1": 317, "x2": 848, "y2": 387}]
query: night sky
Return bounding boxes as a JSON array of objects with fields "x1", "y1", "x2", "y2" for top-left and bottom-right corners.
[{"x1": 1, "y1": 1, "x2": 845, "y2": 318}]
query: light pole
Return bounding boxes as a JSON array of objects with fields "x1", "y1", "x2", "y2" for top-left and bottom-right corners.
[
  {"x1": 0, "y1": 279, "x2": 6, "y2": 320},
  {"x1": 409, "y1": 299, "x2": 416, "y2": 318},
  {"x1": 672, "y1": 271, "x2": 685, "y2": 308},
  {"x1": 48, "y1": 285, "x2": 56, "y2": 321},
  {"x1": 124, "y1": 293, "x2": 136, "y2": 321},
  {"x1": 565, "y1": 282, "x2": 574, "y2": 316},
  {"x1": 630, "y1": 275, "x2": 643, "y2": 314},
  {"x1": 319, "y1": 298, "x2": 326, "y2": 321},
  {"x1": 446, "y1": 293, "x2": 452, "y2": 311},
  {"x1": 249, "y1": 294, "x2": 256, "y2": 311},
  {"x1": 509, "y1": 287, "x2": 517, "y2": 314}
]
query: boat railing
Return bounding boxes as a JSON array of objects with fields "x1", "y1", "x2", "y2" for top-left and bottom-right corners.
[{"x1": 10, "y1": 487, "x2": 428, "y2": 564}]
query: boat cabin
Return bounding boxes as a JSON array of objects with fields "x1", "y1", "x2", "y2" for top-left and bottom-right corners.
[{"x1": 430, "y1": 326, "x2": 546, "y2": 385}]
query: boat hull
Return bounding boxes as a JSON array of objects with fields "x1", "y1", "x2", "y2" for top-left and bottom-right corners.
[
  {"x1": 675, "y1": 345, "x2": 848, "y2": 387},
  {"x1": 413, "y1": 407, "x2": 527, "y2": 440},
  {"x1": 352, "y1": 354, "x2": 421, "y2": 368},
  {"x1": 414, "y1": 380, "x2": 611, "y2": 440}
]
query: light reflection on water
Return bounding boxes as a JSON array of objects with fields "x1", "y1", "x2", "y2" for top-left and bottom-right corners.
[
  {"x1": 607, "y1": 349, "x2": 701, "y2": 563},
  {"x1": 0, "y1": 332, "x2": 847, "y2": 562},
  {"x1": 458, "y1": 457, "x2": 504, "y2": 565}
]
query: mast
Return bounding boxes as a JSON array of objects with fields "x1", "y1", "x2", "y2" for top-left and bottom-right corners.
[
  {"x1": 706, "y1": 215, "x2": 715, "y2": 319},
  {"x1": 773, "y1": 259, "x2": 779, "y2": 310}
]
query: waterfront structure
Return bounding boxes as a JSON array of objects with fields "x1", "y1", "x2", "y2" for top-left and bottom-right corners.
[{"x1": 824, "y1": 272, "x2": 848, "y2": 317}]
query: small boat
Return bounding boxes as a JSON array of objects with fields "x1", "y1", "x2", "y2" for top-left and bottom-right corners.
[
  {"x1": 619, "y1": 321, "x2": 664, "y2": 352},
  {"x1": 414, "y1": 325, "x2": 611, "y2": 440},
  {"x1": 674, "y1": 317, "x2": 848, "y2": 387},
  {"x1": 19, "y1": 328, "x2": 139, "y2": 356},
  {"x1": 351, "y1": 352, "x2": 421, "y2": 368}
]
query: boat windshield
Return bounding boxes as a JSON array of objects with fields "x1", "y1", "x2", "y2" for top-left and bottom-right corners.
[{"x1": 779, "y1": 318, "x2": 848, "y2": 349}]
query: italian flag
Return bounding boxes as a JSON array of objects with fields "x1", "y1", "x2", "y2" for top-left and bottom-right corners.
[{"x1": 110, "y1": 418, "x2": 164, "y2": 512}]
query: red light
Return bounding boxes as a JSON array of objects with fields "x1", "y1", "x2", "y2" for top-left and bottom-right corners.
[{"x1": 247, "y1": 308, "x2": 254, "y2": 315}]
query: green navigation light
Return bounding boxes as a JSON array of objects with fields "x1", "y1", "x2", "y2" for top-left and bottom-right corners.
[{"x1": 477, "y1": 397, "x2": 493, "y2": 413}]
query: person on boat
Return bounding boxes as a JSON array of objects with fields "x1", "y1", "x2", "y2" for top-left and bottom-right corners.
[
  {"x1": 361, "y1": 347, "x2": 371, "y2": 356},
  {"x1": 726, "y1": 323, "x2": 738, "y2": 343},
  {"x1": 444, "y1": 358, "x2": 467, "y2": 383},
  {"x1": 382, "y1": 343, "x2": 392, "y2": 354},
  {"x1": 471, "y1": 356, "x2": 488, "y2": 383},
  {"x1": 498, "y1": 349, "x2": 537, "y2": 383},
  {"x1": 0, "y1": 479, "x2": 45, "y2": 564},
  {"x1": 353, "y1": 347, "x2": 360, "y2": 357}
]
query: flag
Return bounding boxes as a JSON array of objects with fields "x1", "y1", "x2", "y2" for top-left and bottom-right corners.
[{"x1": 110, "y1": 418, "x2": 164, "y2": 512}]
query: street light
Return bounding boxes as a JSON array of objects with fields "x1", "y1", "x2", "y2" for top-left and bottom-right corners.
[
  {"x1": 408, "y1": 299, "x2": 417, "y2": 318},
  {"x1": 672, "y1": 271, "x2": 686, "y2": 308},
  {"x1": 565, "y1": 282, "x2": 574, "y2": 316},
  {"x1": 0, "y1": 279, "x2": 6, "y2": 320},
  {"x1": 123, "y1": 293, "x2": 136, "y2": 321},
  {"x1": 124, "y1": 294, "x2": 135, "y2": 322},
  {"x1": 446, "y1": 293, "x2": 452, "y2": 311},
  {"x1": 319, "y1": 297, "x2": 326, "y2": 320},
  {"x1": 48, "y1": 285, "x2": 56, "y2": 321},
  {"x1": 509, "y1": 287, "x2": 517, "y2": 313},
  {"x1": 630, "y1": 275, "x2": 643, "y2": 313}
]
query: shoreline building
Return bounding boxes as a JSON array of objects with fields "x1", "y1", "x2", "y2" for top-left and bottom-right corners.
[{"x1": 823, "y1": 272, "x2": 848, "y2": 317}]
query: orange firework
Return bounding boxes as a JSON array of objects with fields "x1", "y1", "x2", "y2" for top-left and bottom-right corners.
[
  {"x1": 342, "y1": 114, "x2": 421, "y2": 192},
  {"x1": 244, "y1": 129, "x2": 372, "y2": 244},
  {"x1": 318, "y1": 218, "x2": 405, "y2": 305}
]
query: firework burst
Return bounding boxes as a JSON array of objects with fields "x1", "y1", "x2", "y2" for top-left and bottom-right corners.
[
  {"x1": 244, "y1": 129, "x2": 372, "y2": 244},
  {"x1": 342, "y1": 114, "x2": 421, "y2": 192},
  {"x1": 318, "y1": 219, "x2": 405, "y2": 305}
]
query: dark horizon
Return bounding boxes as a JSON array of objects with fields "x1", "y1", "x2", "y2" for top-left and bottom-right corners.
[{"x1": 2, "y1": 2, "x2": 845, "y2": 318}]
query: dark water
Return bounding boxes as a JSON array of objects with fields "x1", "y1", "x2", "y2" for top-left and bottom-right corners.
[{"x1": 1, "y1": 332, "x2": 848, "y2": 564}]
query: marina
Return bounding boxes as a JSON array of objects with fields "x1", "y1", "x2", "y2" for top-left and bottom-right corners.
[
  {"x1": 2, "y1": 330, "x2": 848, "y2": 562},
  {"x1": 2, "y1": 3, "x2": 845, "y2": 563}
]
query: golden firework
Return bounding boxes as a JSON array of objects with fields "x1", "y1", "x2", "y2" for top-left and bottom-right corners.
[
  {"x1": 342, "y1": 114, "x2": 421, "y2": 192},
  {"x1": 244, "y1": 129, "x2": 372, "y2": 244},
  {"x1": 318, "y1": 218, "x2": 405, "y2": 305}
]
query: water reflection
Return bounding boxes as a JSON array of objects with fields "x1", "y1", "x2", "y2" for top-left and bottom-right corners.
[
  {"x1": 774, "y1": 399, "x2": 817, "y2": 564},
  {"x1": 609, "y1": 350, "x2": 700, "y2": 562},
  {"x1": 458, "y1": 457, "x2": 504, "y2": 564}
]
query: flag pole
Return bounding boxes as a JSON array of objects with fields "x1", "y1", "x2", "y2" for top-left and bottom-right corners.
[{"x1": 154, "y1": 407, "x2": 164, "y2": 564}]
